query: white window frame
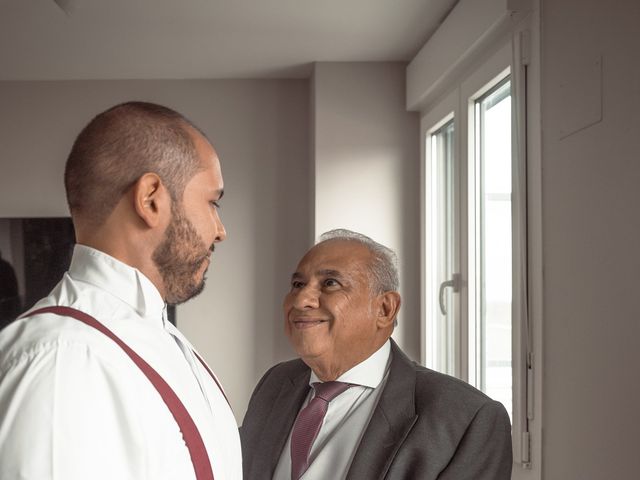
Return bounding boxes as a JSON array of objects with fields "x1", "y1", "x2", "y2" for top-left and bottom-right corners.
[
  {"x1": 418, "y1": 13, "x2": 543, "y2": 478},
  {"x1": 462, "y1": 50, "x2": 512, "y2": 397},
  {"x1": 421, "y1": 92, "x2": 459, "y2": 376}
]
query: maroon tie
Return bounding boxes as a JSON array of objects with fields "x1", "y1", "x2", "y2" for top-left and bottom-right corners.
[{"x1": 290, "y1": 381, "x2": 352, "y2": 480}]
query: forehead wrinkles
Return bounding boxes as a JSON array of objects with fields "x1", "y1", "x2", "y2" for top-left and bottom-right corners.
[
  {"x1": 295, "y1": 254, "x2": 372, "y2": 292},
  {"x1": 292, "y1": 268, "x2": 342, "y2": 279}
]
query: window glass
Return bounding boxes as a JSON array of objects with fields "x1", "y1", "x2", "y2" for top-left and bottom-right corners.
[
  {"x1": 472, "y1": 78, "x2": 512, "y2": 419},
  {"x1": 425, "y1": 120, "x2": 456, "y2": 375}
]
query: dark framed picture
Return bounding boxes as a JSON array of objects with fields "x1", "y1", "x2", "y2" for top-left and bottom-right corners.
[{"x1": 0, "y1": 217, "x2": 175, "y2": 330}]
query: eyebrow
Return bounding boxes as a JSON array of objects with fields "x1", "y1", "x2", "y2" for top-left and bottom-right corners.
[
  {"x1": 317, "y1": 269, "x2": 343, "y2": 278},
  {"x1": 216, "y1": 189, "x2": 224, "y2": 200},
  {"x1": 290, "y1": 269, "x2": 344, "y2": 281}
]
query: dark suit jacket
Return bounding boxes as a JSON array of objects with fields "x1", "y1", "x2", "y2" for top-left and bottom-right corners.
[{"x1": 240, "y1": 340, "x2": 512, "y2": 480}]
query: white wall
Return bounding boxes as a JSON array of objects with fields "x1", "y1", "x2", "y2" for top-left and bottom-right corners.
[
  {"x1": 311, "y1": 62, "x2": 421, "y2": 359},
  {"x1": 0, "y1": 79, "x2": 310, "y2": 420},
  {"x1": 540, "y1": 1, "x2": 640, "y2": 478}
]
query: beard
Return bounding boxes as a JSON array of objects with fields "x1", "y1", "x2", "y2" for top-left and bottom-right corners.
[{"x1": 152, "y1": 205, "x2": 214, "y2": 305}]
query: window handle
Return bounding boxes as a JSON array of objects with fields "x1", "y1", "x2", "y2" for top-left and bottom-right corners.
[{"x1": 438, "y1": 273, "x2": 461, "y2": 315}]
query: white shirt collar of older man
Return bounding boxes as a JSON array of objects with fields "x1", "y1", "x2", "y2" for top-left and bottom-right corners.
[
  {"x1": 272, "y1": 340, "x2": 392, "y2": 480},
  {"x1": 309, "y1": 339, "x2": 391, "y2": 389}
]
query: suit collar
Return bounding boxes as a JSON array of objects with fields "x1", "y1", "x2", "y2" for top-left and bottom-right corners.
[
  {"x1": 347, "y1": 339, "x2": 418, "y2": 480},
  {"x1": 252, "y1": 365, "x2": 311, "y2": 478}
]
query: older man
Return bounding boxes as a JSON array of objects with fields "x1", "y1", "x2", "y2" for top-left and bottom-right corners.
[
  {"x1": 0, "y1": 102, "x2": 241, "y2": 479},
  {"x1": 241, "y1": 229, "x2": 512, "y2": 480}
]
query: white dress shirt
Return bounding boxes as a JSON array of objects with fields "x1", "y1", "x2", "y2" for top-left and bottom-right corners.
[
  {"x1": 273, "y1": 340, "x2": 391, "y2": 480},
  {"x1": 0, "y1": 245, "x2": 242, "y2": 480}
]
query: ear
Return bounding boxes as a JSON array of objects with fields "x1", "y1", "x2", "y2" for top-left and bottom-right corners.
[
  {"x1": 375, "y1": 291, "x2": 401, "y2": 329},
  {"x1": 132, "y1": 173, "x2": 170, "y2": 228}
]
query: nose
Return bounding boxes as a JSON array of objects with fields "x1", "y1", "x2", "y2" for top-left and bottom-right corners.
[
  {"x1": 214, "y1": 212, "x2": 227, "y2": 242},
  {"x1": 291, "y1": 284, "x2": 320, "y2": 310}
]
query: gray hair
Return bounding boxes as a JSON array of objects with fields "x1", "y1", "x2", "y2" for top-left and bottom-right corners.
[{"x1": 318, "y1": 229, "x2": 399, "y2": 294}]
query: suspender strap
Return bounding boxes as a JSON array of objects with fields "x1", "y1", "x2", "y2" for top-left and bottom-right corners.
[{"x1": 24, "y1": 306, "x2": 215, "y2": 480}]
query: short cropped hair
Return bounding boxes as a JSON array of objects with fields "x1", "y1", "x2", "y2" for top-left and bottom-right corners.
[
  {"x1": 318, "y1": 229, "x2": 399, "y2": 294},
  {"x1": 64, "y1": 101, "x2": 205, "y2": 224}
]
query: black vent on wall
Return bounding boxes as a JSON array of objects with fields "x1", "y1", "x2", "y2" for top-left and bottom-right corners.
[
  {"x1": 22, "y1": 217, "x2": 75, "y2": 311},
  {"x1": 0, "y1": 217, "x2": 178, "y2": 330}
]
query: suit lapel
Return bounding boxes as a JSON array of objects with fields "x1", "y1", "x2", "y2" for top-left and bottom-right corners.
[
  {"x1": 253, "y1": 367, "x2": 311, "y2": 478},
  {"x1": 347, "y1": 340, "x2": 418, "y2": 480}
]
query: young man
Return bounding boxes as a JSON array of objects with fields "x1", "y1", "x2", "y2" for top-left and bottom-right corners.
[{"x1": 0, "y1": 102, "x2": 241, "y2": 479}]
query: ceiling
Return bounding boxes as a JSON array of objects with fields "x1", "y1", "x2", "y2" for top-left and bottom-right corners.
[{"x1": 0, "y1": 0, "x2": 457, "y2": 80}]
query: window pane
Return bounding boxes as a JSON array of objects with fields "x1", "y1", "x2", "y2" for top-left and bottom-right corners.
[
  {"x1": 426, "y1": 119, "x2": 456, "y2": 375},
  {"x1": 473, "y1": 79, "x2": 512, "y2": 419}
]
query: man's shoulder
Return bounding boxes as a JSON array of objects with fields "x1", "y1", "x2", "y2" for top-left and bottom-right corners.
[
  {"x1": 413, "y1": 364, "x2": 496, "y2": 407},
  {"x1": 389, "y1": 344, "x2": 502, "y2": 418},
  {"x1": 244, "y1": 358, "x2": 310, "y2": 406},
  {"x1": 381, "y1": 346, "x2": 512, "y2": 478},
  {"x1": 242, "y1": 358, "x2": 309, "y2": 429},
  {"x1": 0, "y1": 301, "x2": 119, "y2": 374}
]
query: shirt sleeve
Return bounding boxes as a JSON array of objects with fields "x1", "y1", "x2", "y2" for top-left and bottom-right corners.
[{"x1": 0, "y1": 341, "x2": 148, "y2": 480}]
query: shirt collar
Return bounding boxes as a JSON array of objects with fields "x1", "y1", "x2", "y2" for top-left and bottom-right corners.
[
  {"x1": 309, "y1": 339, "x2": 391, "y2": 389},
  {"x1": 68, "y1": 244, "x2": 166, "y2": 323}
]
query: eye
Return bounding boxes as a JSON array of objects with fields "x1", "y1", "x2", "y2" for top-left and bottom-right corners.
[
  {"x1": 291, "y1": 280, "x2": 305, "y2": 289},
  {"x1": 210, "y1": 201, "x2": 221, "y2": 210},
  {"x1": 323, "y1": 278, "x2": 341, "y2": 288}
]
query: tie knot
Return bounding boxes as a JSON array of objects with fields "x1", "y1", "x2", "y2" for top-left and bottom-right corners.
[{"x1": 311, "y1": 381, "x2": 351, "y2": 402}]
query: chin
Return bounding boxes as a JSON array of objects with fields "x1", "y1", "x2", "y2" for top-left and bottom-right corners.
[
  {"x1": 292, "y1": 338, "x2": 328, "y2": 361},
  {"x1": 168, "y1": 279, "x2": 206, "y2": 306},
  {"x1": 188, "y1": 279, "x2": 206, "y2": 300}
]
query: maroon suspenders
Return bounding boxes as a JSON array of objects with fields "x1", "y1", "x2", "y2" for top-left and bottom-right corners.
[
  {"x1": 23, "y1": 305, "x2": 223, "y2": 480},
  {"x1": 193, "y1": 350, "x2": 231, "y2": 407}
]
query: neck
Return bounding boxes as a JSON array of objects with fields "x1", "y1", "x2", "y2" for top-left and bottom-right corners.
[
  {"x1": 75, "y1": 228, "x2": 166, "y2": 301},
  {"x1": 305, "y1": 337, "x2": 389, "y2": 382},
  {"x1": 307, "y1": 363, "x2": 347, "y2": 382}
]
